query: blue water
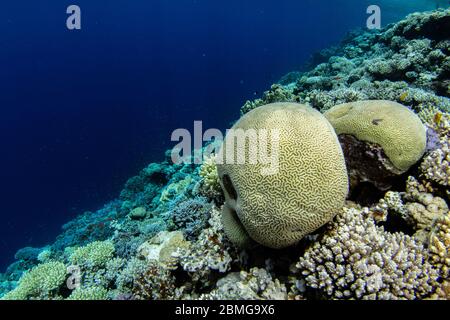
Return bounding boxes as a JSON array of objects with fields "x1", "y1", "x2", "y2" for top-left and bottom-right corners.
[{"x1": 0, "y1": 0, "x2": 438, "y2": 270}]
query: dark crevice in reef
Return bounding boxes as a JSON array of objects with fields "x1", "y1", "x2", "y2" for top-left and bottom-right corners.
[
  {"x1": 380, "y1": 211, "x2": 416, "y2": 236},
  {"x1": 242, "y1": 241, "x2": 310, "y2": 277},
  {"x1": 349, "y1": 182, "x2": 385, "y2": 206},
  {"x1": 339, "y1": 134, "x2": 406, "y2": 195}
]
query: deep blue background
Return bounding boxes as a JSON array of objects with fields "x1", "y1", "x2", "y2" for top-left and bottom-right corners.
[{"x1": 0, "y1": 1, "x2": 432, "y2": 270}]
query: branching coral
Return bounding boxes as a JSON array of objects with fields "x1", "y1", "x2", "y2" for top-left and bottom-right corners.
[
  {"x1": 428, "y1": 211, "x2": 450, "y2": 280},
  {"x1": 69, "y1": 241, "x2": 115, "y2": 270},
  {"x1": 372, "y1": 176, "x2": 448, "y2": 241},
  {"x1": 421, "y1": 130, "x2": 450, "y2": 187},
  {"x1": 295, "y1": 207, "x2": 439, "y2": 300},
  {"x1": 1, "y1": 262, "x2": 67, "y2": 300},
  {"x1": 198, "y1": 155, "x2": 223, "y2": 200}
]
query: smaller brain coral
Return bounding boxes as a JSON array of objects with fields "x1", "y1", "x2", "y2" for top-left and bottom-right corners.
[
  {"x1": 217, "y1": 102, "x2": 349, "y2": 249},
  {"x1": 324, "y1": 100, "x2": 427, "y2": 173},
  {"x1": 2, "y1": 261, "x2": 67, "y2": 300}
]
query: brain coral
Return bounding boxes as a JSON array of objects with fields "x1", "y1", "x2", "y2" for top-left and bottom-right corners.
[
  {"x1": 216, "y1": 102, "x2": 349, "y2": 248},
  {"x1": 324, "y1": 100, "x2": 427, "y2": 172}
]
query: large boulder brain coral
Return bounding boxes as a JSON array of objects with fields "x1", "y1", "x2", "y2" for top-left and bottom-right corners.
[
  {"x1": 324, "y1": 100, "x2": 427, "y2": 190},
  {"x1": 216, "y1": 102, "x2": 349, "y2": 249}
]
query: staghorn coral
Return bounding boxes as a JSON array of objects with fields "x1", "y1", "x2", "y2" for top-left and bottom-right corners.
[
  {"x1": 201, "y1": 268, "x2": 287, "y2": 300},
  {"x1": 420, "y1": 111, "x2": 450, "y2": 203},
  {"x1": 430, "y1": 280, "x2": 450, "y2": 300},
  {"x1": 217, "y1": 102, "x2": 348, "y2": 248},
  {"x1": 295, "y1": 207, "x2": 439, "y2": 300}
]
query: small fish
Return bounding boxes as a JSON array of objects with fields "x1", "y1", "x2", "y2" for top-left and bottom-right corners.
[
  {"x1": 434, "y1": 112, "x2": 443, "y2": 125},
  {"x1": 399, "y1": 92, "x2": 408, "y2": 102}
]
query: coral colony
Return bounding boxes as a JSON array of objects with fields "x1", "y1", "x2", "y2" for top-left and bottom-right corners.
[{"x1": 1, "y1": 9, "x2": 450, "y2": 300}]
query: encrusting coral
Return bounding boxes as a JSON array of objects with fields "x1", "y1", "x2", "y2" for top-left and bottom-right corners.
[{"x1": 217, "y1": 102, "x2": 349, "y2": 249}]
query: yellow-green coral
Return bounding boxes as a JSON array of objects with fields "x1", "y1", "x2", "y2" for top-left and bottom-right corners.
[
  {"x1": 199, "y1": 155, "x2": 222, "y2": 198},
  {"x1": 69, "y1": 241, "x2": 115, "y2": 269},
  {"x1": 66, "y1": 286, "x2": 108, "y2": 300},
  {"x1": 217, "y1": 102, "x2": 349, "y2": 248},
  {"x1": 324, "y1": 100, "x2": 427, "y2": 172},
  {"x1": 417, "y1": 105, "x2": 443, "y2": 125},
  {"x1": 2, "y1": 261, "x2": 67, "y2": 300}
]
